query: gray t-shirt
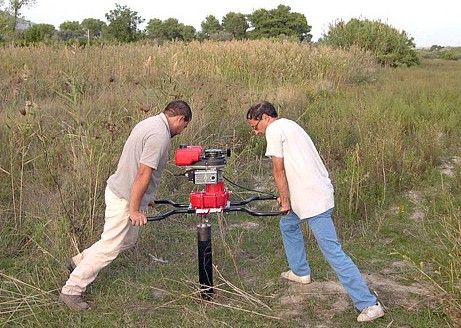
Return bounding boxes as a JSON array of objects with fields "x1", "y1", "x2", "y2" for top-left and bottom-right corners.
[{"x1": 107, "y1": 113, "x2": 171, "y2": 207}]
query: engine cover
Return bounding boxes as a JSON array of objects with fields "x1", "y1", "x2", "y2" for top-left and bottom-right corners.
[{"x1": 190, "y1": 182, "x2": 230, "y2": 209}]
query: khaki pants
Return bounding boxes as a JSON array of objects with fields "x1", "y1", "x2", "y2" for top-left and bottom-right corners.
[{"x1": 62, "y1": 187, "x2": 139, "y2": 295}]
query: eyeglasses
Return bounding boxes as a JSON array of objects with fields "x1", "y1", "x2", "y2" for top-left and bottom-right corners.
[{"x1": 251, "y1": 119, "x2": 261, "y2": 131}]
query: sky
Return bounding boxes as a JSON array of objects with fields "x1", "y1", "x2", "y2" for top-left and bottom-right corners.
[{"x1": 22, "y1": 0, "x2": 461, "y2": 48}]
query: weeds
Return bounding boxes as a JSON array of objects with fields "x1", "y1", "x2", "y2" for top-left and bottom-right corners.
[{"x1": 0, "y1": 41, "x2": 460, "y2": 326}]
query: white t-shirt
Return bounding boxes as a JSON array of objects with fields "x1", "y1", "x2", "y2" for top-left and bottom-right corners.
[{"x1": 265, "y1": 118, "x2": 334, "y2": 218}]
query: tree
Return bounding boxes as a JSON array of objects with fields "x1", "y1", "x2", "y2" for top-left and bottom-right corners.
[
  {"x1": 59, "y1": 20, "x2": 81, "y2": 33},
  {"x1": 24, "y1": 23, "x2": 54, "y2": 43},
  {"x1": 0, "y1": 9, "x2": 11, "y2": 36},
  {"x1": 81, "y1": 18, "x2": 106, "y2": 38},
  {"x1": 248, "y1": 5, "x2": 311, "y2": 41},
  {"x1": 222, "y1": 12, "x2": 248, "y2": 39},
  {"x1": 5, "y1": 0, "x2": 36, "y2": 32},
  {"x1": 162, "y1": 18, "x2": 184, "y2": 40},
  {"x1": 145, "y1": 17, "x2": 195, "y2": 42},
  {"x1": 145, "y1": 18, "x2": 163, "y2": 40},
  {"x1": 322, "y1": 18, "x2": 419, "y2": 67},
  {"x1": 430, "y1": 45, "x2": 443, "y2": 52},
  {"x1": 180, "y1": 24, "x2": 196, "y2": 42},
  {"x1": 57, "y1": 20, "x2": 84, "y2": 42},
  {"x1": 200, "y1": 15, "x2": 221, "y2": 39},
  {"x1": 104, "y1": 4, "x2": 144, "y2": 42}
]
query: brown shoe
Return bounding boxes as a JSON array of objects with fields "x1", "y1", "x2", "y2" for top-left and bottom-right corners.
[{"x1": 59, "y1": 292, "x2": 90, "y2": 310}]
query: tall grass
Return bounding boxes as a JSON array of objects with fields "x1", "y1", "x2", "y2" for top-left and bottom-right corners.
[{"x1": 1, "y1": 41, "x2": 460, "y2": 325}]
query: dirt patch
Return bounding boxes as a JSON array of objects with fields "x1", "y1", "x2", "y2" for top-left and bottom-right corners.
[
  {"x1": 406, "y1": 190, "x2": 426, "y2": 221},
  {"x1": 439, "y1": 156, "x2": 461, "y2": 177},
  {"x1": 366, "y1": 273, "x2": 437, "y2": 311},
  {"x1": 229, "y1": 221, "x2": 260, "y2": 230},
  {"x1": 276, "y1": 264, "x2": 437, "y2": 325}
]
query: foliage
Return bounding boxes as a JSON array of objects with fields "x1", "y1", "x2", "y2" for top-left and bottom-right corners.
[
  {"x1": 4, "y1": 0, "x2": 36, "y2": 32},
  {"x1": 104, "y1": 3, "x2": 144, "y2": 42},
  {"x1": 23, "y1": 23, "x2": 54, "y2": 43},
  {"x1": 200, "y1": 15, "x2": 221, "y2": 39},
  {"x1": 208, "y1": 30, "x2": 233, "y2": 41},
  {"x1": 81, "y1": 18, "x2": 106, "y2": 38},
  {"x1": 145, "y1": 17, "x2": 196, "y2": 42},
  {"x1": 222, "y1": 12, "x2": 248, "y2": 40},
  {"x1": 430, "y1": 45, "x2": 444, "y2": 51},
  {"x1": 247, "y1": 4, "x2": 312, "y2": 41},
  {"x1": 419, "y1": 47, "x2": 461, "y2": 61},
  {"x1": 1, "y1": 42, "x2": 460, "y2": 326},
  {"x1": 322, "y1": 18, "x2": 419, "y2": 67},
  {"x1": 59, "y1": 20, "x2": 82, "y2": 33},
  {"x1": 0, "y1": 10, "x2": 11, "y2": 41},
  {"x1": 440, "y1": 49, "x2": 461, "y2": 60},
  {"x1": 180, "y1": 25, "x2": 196, "y2": 42},
  {"x1": 57, "y1": 20, "x2": 84, "y2": 42}
]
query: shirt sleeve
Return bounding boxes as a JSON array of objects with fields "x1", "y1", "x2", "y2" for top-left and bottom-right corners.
[
  {"x1": 265, "y1": 124, "x2": 284, "y2": 158},
  {"x1": 140, "y1": 135, "x2": 169, "y2": 169}
]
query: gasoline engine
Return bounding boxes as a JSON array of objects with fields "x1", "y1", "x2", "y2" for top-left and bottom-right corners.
[{"x1": 147, "y1": 145, "x2": 283, "y2": 299}]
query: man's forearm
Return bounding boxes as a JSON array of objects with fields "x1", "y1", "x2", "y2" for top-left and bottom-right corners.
[
  {"x1": 272, "y1": 166, "x2": 290, "y2": 207},
  {"x1": 129, "y1": 165, "x2": 153, "y2": 213},
  {"x1": 129, "y1": 176, "x2": 149, "y2": 213}
]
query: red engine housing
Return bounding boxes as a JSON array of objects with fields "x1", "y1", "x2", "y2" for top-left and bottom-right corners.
[
  {"x1": 190, "y1": 182, "x2": 230, "y2": 209},
  {"x1": 175, "y1": 146, "x2": 203, "y2": 166}
]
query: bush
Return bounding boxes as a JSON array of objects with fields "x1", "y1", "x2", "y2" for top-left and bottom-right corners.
[
  {"x1": 24, "y1": 23, "x2": 55, "y2": 43},
  {"x1": 440, "y1": 49, "x2": 461, "y2": 61},
  {"x1": 322, "y1": 18, "x2": 419, "y2": 67}
]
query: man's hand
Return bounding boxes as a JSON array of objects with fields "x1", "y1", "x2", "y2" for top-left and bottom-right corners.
[
  {"x1": 277, "y1": 197, "x2": 291, "y2": 214},
  {"x1": 129, "y1": 210, "x2": 147, "y2": 226}
]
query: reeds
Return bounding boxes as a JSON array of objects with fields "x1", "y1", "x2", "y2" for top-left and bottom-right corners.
[{"x1": 0, "y1": 41, "x2": 460, "y2": 325}]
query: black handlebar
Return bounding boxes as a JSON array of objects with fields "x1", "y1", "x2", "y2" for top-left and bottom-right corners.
[
  {"x1": 147, "y1": 208, "x2": 195, "y2": 221},
  {"x1": 224, "y1": 206, "x2": 286, "y2": 216},
  {"x1": 147, "y1": 195, "x2": 283, "y2": 221},
  {"x1": 229, "y1": 195, "x2": 277, "y2": 206},
  {"x1": 153, "y1": 199, "x2": 190, "y2": 208}
]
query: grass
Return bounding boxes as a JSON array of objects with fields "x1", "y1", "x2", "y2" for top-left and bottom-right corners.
[{"x1": 1, "y1": 41, "x2": 460, "y2": 327}]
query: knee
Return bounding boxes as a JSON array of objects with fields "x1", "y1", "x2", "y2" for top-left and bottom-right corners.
[{"x1": 318, "y1": 238, "x2": 343, "y2": 258}]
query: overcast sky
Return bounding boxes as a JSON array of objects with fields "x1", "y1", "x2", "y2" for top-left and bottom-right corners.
[{"x1": 23, "y1": 0, "x2": 460, "y2": 47}]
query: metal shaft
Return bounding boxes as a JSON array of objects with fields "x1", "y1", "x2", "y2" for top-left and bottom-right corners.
[{"x1": 197, "y1": 222, "x2": 213, "y2": 299}]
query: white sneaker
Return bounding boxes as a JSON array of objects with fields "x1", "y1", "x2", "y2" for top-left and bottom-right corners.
[
  {"x1": 280, "y1": 270, "x2": 311, "y2": 284},
  {"x1": 357, "y1": 302, "x2": 384, "y2": 322}
]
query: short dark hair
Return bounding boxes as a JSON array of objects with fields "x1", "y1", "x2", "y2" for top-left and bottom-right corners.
[
  {"x1": 164, "y1": 100, "x2": 192, "y2": 121},
  {"x1": 246, "y1": 101, "x2": 278, "y2": 120}
]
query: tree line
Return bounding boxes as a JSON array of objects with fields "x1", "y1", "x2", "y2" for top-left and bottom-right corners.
[
  {"x1": 0, "y1": 1, "x2": 421, "y2": 67},
  {"x1": 0, "y1": 3, "x2": 312, "y2": 43}
]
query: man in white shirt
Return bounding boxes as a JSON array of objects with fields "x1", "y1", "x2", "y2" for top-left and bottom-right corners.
[{"x1": 246, "y1": 101, "x2": 384, "y2": 322}]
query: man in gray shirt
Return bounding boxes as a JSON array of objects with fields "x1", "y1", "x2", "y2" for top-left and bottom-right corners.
[{"x1": 59, "y1": 100, "x2": 192, "y2": 310}]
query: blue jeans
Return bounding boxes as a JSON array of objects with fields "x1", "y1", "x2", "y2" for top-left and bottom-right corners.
[{"x1": 279, "y1": 208, "x2": 377, "y2": 310}]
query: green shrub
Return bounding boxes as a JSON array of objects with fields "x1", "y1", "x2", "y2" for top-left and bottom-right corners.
[
  {"x1": 440, "y1": 49, "x2": 460, "y2": 61},
  {"x1": 24, "y1": 24, "x2": 55, "y2": 43},
  {"x1": 322, "y1": 18, "x2": 420, "y2": 67}
]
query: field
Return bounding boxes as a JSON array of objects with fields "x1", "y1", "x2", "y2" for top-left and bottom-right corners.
[{"x1": 1, "y1": 41, "x2": 460, "y2": 327}]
